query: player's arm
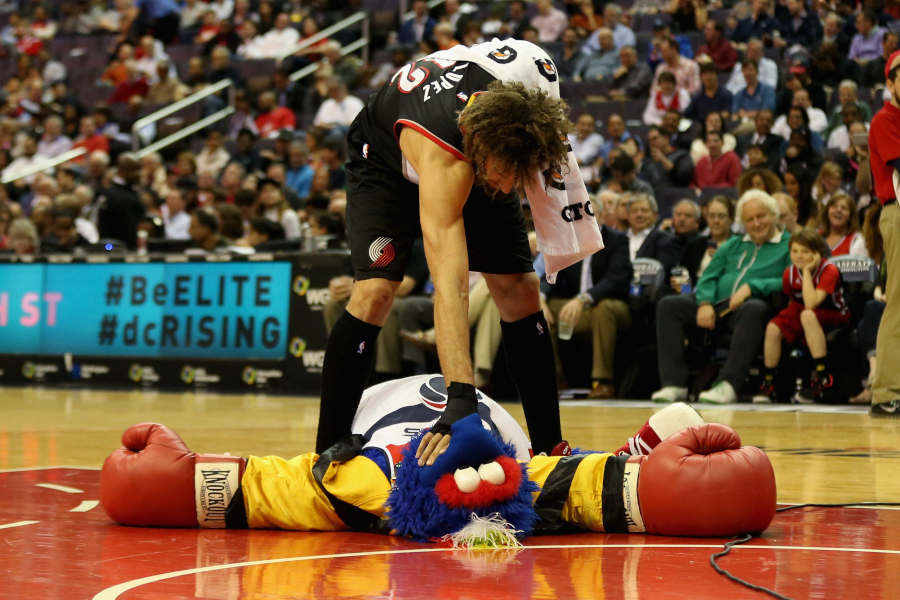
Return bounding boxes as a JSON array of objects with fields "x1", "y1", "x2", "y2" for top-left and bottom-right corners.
[
  {"x1": 399, "y1": 126, "x2": 476, "y2": 466},
  {"x1": 399, "y1": 126, "x2": 475, "y2": 387}
]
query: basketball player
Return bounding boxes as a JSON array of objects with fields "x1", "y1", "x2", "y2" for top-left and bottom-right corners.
[{"x1": 316, "y1": 39, "x2": 588, "y2": 463}]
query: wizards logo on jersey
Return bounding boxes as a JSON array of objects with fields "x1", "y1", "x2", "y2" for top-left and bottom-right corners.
[
  {"x1": 419, "y1": 375, "x2": 485, "y2": 410},
  {"x1": 419, "y1": 375, "x2": 449, "y2": 409},
  {"x1": 534, "y1": 58, "x2": 558, "y2": 82}
]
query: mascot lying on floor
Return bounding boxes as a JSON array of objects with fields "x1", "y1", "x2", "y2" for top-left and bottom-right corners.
[{"x1": 101, "y1": 375, "x2": 776, "y2": 543}]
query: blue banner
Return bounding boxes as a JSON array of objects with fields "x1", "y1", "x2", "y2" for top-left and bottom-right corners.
[{"x1": 0, "y1": 261, "x2": 291, "y2": 359}]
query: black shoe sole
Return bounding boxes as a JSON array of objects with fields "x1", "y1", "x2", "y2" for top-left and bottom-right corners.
[{"x1": 870, "y1": 403, "x2": 900, "y2": 417}]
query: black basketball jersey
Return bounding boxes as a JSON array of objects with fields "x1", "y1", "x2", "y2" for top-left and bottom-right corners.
[{"x1": 347, "y1": 57, "x2": 498, "y2": 183}]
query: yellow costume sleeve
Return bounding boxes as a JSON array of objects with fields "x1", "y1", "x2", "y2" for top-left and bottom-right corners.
[
  {"x1": 240, "y1": 453, "x2": 391, "y2": 531},
  {"x1": 528, "y1": 453, "x2": 632, "y2": 534}
]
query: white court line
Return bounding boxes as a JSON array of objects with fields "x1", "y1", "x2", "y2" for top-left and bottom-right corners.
[
  {"x1": 70, "y1": 500, "x2": 99, "y2": 513},
  {"x1": 0, "y1": 465, "x2": 100, "y2": 473},
  {"x1": 35, "y1": 483, "x2": 84, "y2": 494},
  {"x1": 558, "y1": 399, "x2": 871, "y2": 414},
  {"x1": 0, "y1": 520, "x2": 40, "y2": 530},
  {"x1": 91, "y1": 542, "x2": 900, "y2": 600}
]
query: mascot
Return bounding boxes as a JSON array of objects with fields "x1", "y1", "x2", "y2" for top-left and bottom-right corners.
[{"x1": 100, "y1": 375, "x2": 776, "y2": 542}]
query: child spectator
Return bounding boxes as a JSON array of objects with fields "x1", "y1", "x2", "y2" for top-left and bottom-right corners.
[
  {"x1": 643, "y1": 71, "x2": 690, "y2": 126},
  {"x1": 755, "y1": 229, "x2": 850, "y2": 403}
]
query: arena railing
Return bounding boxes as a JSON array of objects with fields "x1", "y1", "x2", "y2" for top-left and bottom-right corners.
[
  {"x1": 277, "y1": 11, "x2": 371, "y2": 65},
  {"x1": 131, "y1": 78, "x2": 234, "y2": 151},
  {"x1": 288, "y1": 37, "x2": 370, "y2": 83},
  {"x1": 135, "y1": 106, "x2": 235, "y2": 159},
  {"x1": 134, "y1": 11, "x2": 373, "y2": 153},
  {"x1": 1, "y1": 148, "x2": 86, "y2": 185}
]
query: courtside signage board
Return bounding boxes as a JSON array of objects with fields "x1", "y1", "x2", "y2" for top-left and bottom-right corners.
[
  {"x1": 0, "y1": 251, "x2": 349, "y2": 392},
  {"x1": 0, "y1": 261, "x2": 290, "y2": 359}
]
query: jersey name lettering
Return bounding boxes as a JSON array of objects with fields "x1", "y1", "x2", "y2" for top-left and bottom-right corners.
[
  {"x1": 422, "y1": 70, "x2": 465, "y2": 102},
  {"x1": 390, "y1": 57, "x2": 460, "y2": 94}
]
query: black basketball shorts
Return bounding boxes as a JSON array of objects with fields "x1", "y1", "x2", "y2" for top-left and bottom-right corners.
[{"x1": 345, "y1": 157, "x2": 534, "y2": 282}]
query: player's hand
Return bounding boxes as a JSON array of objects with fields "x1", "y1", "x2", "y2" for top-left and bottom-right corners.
[
  {"x1": 416, "y1": 431, "x2": 451, "y2": 466},
  {"x1": 696, "y1": 304, "x2": 716, "y2": 329},
  {"x1": 804, "y1": 252, "x2": 820, "y2": 272}
]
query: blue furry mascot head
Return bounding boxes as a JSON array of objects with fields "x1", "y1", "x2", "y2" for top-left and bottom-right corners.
[{"x1": 387, "y1": 414, "x2": 539, "y2": 544}]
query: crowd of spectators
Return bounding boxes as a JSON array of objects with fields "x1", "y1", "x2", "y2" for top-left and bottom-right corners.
[{"x1": 0, "y1": 0, "x2": 888, "y2": 403}]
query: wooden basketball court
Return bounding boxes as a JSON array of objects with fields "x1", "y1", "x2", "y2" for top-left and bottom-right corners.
[{"x1": 2, "y1": 386, "x2": 899, "y2": 599}]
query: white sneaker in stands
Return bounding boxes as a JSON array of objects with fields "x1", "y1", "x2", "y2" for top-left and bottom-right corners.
[
  {"x1": 699, "y1": 381, "x2": 737, "y2": 404},
  {"x1": 651, "y1": 386, "x2": 688, "y2": 403}
]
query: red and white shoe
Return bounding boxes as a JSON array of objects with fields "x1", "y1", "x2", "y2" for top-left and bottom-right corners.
[{"x1": 614, "y1": 402, "x2": 705, "y2": 456}]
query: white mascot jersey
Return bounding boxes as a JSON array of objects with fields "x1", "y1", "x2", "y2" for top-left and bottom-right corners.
[{"x1": 351, "y1": 374, "x2": 532, "y2": 480}]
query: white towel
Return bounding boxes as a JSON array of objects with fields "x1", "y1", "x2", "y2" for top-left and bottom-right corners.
[{"x1": 431, "y1": 39, "x2": 604, "y2": 283}]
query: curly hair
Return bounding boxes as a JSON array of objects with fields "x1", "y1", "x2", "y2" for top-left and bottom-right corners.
[
  {"x1": 458, "y1": 80, "x2": 572, "y2": 192},
  {"x1": 737, "y1": 167, "x2": 783, "y2": 196}
]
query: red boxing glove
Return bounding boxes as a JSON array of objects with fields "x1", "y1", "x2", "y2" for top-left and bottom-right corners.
[
  {"x1": 101, "y1": 423, "x2": 245, "y2": 528},
  {"x1": 623, "y1": 423, "x2": 776, "y2": 537}
]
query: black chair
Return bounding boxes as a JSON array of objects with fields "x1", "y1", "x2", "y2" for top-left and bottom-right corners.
[
  {"x1": 697, "y1": 187, "x2": 738, "y2": 206},
  {"x1": 615, "y1": 258, "x2": 668, "y2": 398},
  {"x1": 80, "y1": 239, "x2": 129, "y2": 254},
  {"x1": 147, "y1": 238, "x2": 193, "y2": 253},
  {"x1": 656, "y1": 187, "x2": 697, "y2": 219},
  {"x1": 253, "y1": 239, "x2": 303, "y2": 252}
]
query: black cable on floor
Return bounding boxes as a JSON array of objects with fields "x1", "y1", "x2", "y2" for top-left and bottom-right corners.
[
  {"x1": 710, "y1": 502, "x2": 900, "y2": 599},
  {"x1": 709, "y1": 534, "x2": 794, "y2": 600},
  {"x1": 776, "y1": 501, "x2": 900, "y2": 512}
]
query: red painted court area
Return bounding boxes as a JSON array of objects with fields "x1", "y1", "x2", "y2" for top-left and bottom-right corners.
[{"x1": 2, "y1": 468, "x2": 899, "y2": 600}]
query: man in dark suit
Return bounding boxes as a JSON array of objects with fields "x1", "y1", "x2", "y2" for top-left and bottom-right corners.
[
  {"x1": 398, "y1": 0, "x2": 436, "y2": 45},
  {"x1": 97, "y1": 153, "x2": 145, "y2": 250},
  {"x1": 540, "y1": 219, "x2": 633, "y2": 398},
  {"x1": 735, "y1": 109, "x2": 782, "y2": 170},
  {"x1": 625, "y1": 193, "x2": 679, "y2": 274}
]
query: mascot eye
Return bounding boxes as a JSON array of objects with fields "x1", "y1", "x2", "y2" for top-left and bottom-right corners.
[
  {"x1": 453, "y1": 467, "x2": 480, "y2": 493},
  {"x1": 477, "y1": 461, "x2": 506, "y2": 485}
]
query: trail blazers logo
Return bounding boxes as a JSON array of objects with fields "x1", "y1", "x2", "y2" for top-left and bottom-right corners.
[{"x1": 368, "y1": 236, "x2": 395, "y2": 268}]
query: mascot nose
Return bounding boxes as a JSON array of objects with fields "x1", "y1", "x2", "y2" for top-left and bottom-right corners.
[{"x1": 453, "y1": 461, "x2": 507, "y2": 492}]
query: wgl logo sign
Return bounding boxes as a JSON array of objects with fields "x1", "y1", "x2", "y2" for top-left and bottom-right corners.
[
  {"x1": 301, "y1": 350, "x2": 325, "y2": 371},
  {"x1": 303, "y1": 288, "x2": 330, "y2": 310}
]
